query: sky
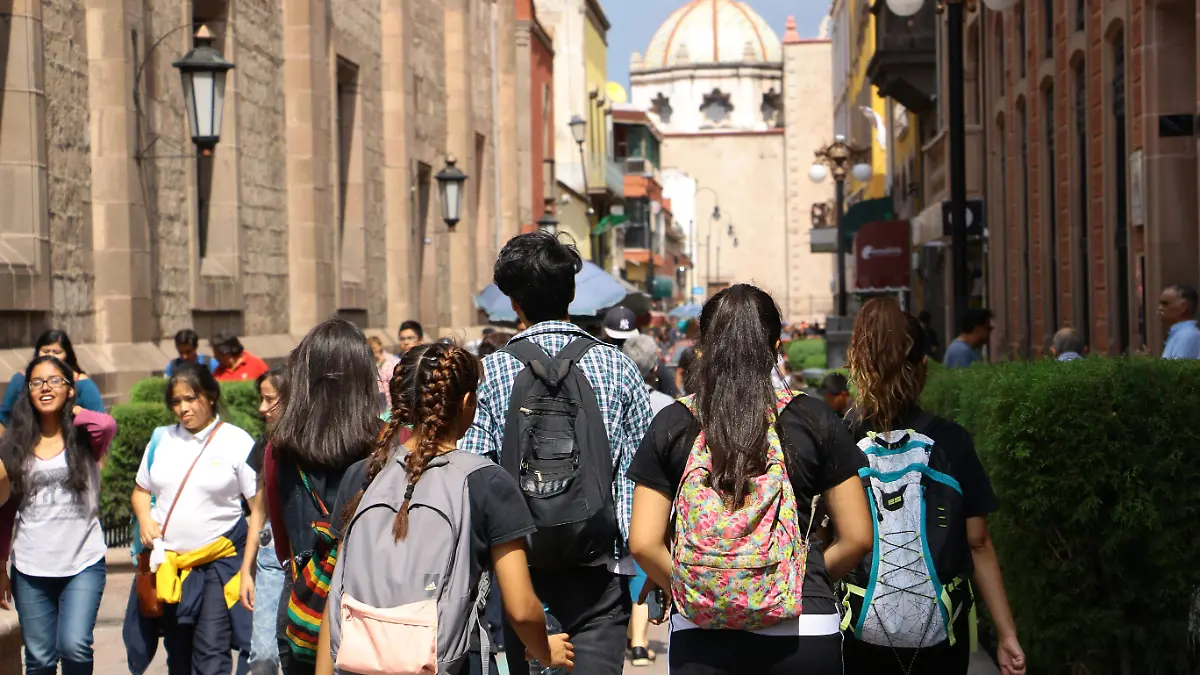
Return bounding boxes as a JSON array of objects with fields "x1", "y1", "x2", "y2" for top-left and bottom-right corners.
[{"x1": 604, "y1": 0, "x2": 831, "y2": 89}]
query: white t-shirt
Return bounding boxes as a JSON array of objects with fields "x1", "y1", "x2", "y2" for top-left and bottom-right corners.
[
  {"x1": 12, "y1": 452, "x2": 106, "y2": 577},
  {"x1": 135, "y1": 419, "x2": 258, "y2": 552}
]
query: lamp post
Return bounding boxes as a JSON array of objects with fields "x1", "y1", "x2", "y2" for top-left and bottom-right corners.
[
  {"x1": 695, "y1": 186, "x2": 721, "y2": 301},
  {"x1": 884, "y1": 0, "x2": 1018, "y2": 328},
  {"x1": 569, "y1": 115, "x2": 601, "y2": 264},
  {"x1": 434, "y1": 156, "x2": 468, "y2": 227},
  {"x1": 536, "y1": 206, "x2": 559, "y2": 235},
  {"x1": 809, "y1": 135, "x2": 872, "y2": 316},
  {"x1": 172, "y1": 26, "x2": 235, "y2": 157}
]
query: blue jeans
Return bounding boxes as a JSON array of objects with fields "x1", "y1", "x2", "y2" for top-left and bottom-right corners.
[
  {"x1": 250, "y1": 536, "x2": 285, "y2": 674},
  {"x1": 12, "y1": 558, "x2": 107, "y2": 675}
]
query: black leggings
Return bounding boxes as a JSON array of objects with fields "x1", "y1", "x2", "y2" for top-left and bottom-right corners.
[
  {"x1": 668, "y1": 630, "x2": 843, "y2": 675},
  {"x1": 842, "y1": 635, "x2": 970, "y2": 675}
]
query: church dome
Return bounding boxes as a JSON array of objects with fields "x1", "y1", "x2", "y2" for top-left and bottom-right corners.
[{"x1": 638, "y1": 0, "x2": 782, "y2": 71}]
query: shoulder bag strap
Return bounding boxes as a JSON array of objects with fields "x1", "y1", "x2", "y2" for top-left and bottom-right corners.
[
  {"x1": 160, "y1": 420, "x2": 225, "y2": 539},
  {"x1": 297, "y1": 466, "x2": 329, "y2": 517}
]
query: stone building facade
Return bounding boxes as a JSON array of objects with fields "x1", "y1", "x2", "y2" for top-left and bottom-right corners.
[{"x1": 0, "y1": 0, "x2": 520, "y2": 400}]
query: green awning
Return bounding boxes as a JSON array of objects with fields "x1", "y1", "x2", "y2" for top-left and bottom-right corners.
[
  {"x1": 841, "y1": 197, "x2": 895, "y2": 246},
  {"x1": 593, "y1": 213, "x2": 628, "y2": 236}
]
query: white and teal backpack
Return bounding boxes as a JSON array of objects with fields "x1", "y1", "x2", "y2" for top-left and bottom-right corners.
[{"x1": 841, "y1": 413, "x2": 978, "y2": 654}]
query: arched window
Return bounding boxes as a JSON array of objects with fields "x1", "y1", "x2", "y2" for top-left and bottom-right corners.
[
  {"x1": 1043, "y1": 0, "x2": 1053, "y2": 58},
  {"x1": 700, "y1": 89, "x2": 733, "y2": 124},
  {"x1": 1111, "y1": 31, "x2": 1130, "y2": 351},
  {"x1": 1019, "y1": 101, "x2": 1031, "y2": 356},
  {"x1": 1073, "y1": 61, "x2": 1089, "y2": 343},
  {"x1": 1018, "y1": 2, "x2": 1027, "y2": 78},
  {"x1": 1043, "y1": 85, "x2": 1058, "y2": 330}
]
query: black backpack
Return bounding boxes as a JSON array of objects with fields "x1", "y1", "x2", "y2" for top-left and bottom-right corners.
[{"x1": 500, "y1": 336, "x2": 618, "y2": 570}]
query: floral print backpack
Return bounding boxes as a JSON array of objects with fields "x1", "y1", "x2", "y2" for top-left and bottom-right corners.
[{"x1": 672, "y1": 391, "x2": 820, "y2": 631}]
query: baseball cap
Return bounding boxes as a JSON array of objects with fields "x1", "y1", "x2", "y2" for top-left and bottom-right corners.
[{"x1": 603, "y1": 306, "x2": 639, "y2": 341}]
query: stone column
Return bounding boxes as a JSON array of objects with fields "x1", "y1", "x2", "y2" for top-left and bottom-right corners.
[
  {"x1": 495, "y1": 0, "x2": 520, "y2": 264},
  {"x1": 86, "y1": 0, "x2": 152, "y2": 343},
  {"x1": 442, "y1": 0, "x2": 475, "y2": 330},
  {"x1": 515, "y1": 19, "x2": 534, "y2": 231},
  {"x1": 283, "y1": 0, "x2": 335, "y2": 334},
  {"x1": 381, "y1": 0, "x2": 412, "y2": 334}
]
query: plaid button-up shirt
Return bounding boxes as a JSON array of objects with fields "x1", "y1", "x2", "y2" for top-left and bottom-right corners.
[{"x1": 459, "y1": 321, "x2": 653, "y2": 558}]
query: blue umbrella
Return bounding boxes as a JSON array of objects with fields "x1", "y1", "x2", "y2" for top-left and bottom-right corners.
[
  {"x1": 668, "y1": 303, "x2": 702, "y2": 319},
  {"x1": 475, "y1": 261, "x2": 633, "y2": 323}
]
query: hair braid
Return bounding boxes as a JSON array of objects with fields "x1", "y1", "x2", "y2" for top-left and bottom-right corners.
[{"x1": 393, "y1": 345, "x2": 462, "y2": 541}]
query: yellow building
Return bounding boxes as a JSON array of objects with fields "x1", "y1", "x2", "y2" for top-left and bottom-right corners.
[{"x1": 831, "y1": 0, "x2": 887, "y2": 203}]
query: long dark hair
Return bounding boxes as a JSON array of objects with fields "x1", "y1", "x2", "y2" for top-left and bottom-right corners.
[
  {"x1": 341, "y1": 343, "x2": 480, "y2": 540},
  {"x1": 271, "y1": 318, "x2": 379, "y2": 469},
  {"x1": 847, "y1": 297, "x2": 929, "y2": 430},
  {"x1": 34, "y1": 330, "x2": 85, "y2": 375},
  {"x1": 0, "y1": 356, "x2": 91, "y2": 504},
  {"x1": 693, "y1": 284, "x2": 783, "y2": 507}
]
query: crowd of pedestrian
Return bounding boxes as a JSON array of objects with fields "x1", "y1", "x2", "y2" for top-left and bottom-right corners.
[{"x1": 28, "y1": 233, "x2": 1200, "y2": 675}]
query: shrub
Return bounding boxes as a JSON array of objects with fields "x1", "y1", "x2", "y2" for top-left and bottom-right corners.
[
  {"x1": 920, "y1": 357, "x2": 1200, "y2": 674},
  {"x1": 784, "y1": 338, "x2": 827, "y2": 371},
  {"x1": 99, "y1": 378, "x2": 264, "y2": 529}
]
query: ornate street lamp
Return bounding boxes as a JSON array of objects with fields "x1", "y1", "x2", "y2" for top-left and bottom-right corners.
[
  {"x1": 537, "y1": 206, "x2": 559, "y2": 235},
  {"x1": 569, "y1": 115, "x2": 588, "y2": 146},
  {"x1": 810, "y1": 134, "x2": 872, "y2": 317},
  {"x1": 434, "y1": 156, "x2": 468, "y2": 227},
  {"x1": 882, "y1": 0, "x2": 1017, "y2": 327},
  {"x1": 172, "y1": 26, "x2": 235, "y2": 157}
]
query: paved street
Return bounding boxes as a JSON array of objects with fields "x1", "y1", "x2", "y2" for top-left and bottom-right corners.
[{"x1": 47, "y1": 555, "x2": 995, "y2": 675}]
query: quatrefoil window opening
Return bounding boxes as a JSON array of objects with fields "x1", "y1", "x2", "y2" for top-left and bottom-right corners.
[{"x1": 700, "y1": 89, "x2": 733, "y2": 125}]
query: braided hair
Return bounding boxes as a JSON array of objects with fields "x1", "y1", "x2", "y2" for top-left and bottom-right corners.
[{"x1": 340, "y1": 342, "x2": 481, "y2": 541}]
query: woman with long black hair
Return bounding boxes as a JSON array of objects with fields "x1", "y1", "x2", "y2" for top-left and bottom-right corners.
[
  {"x1": 627, "y1": 284, "x2": 873, "y2": 675},
  {"x1": 0, "y1": 355, "x2": 117, "y2": 675},
  {"x1": 840, "y1": 298, "x2": 1025, "y2": 675},
  {"x1": 247, "y1": 318, "x2": 381, "y2": 675}
]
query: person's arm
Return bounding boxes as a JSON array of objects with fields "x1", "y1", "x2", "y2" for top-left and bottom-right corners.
[
  {"x1": 73, "y1": 408, "x2": 118, "y2": 461},
  {"x1": 239, "y1": 471, "x2": 267, "y2": 611},
  {"x1": 969, "y1": 517, "x2": 1026, "y2": 675},
  {"x1": 132, "y1": 486, "x2": 160, "y2": 548},
  {"x1": 492, "y1": 539, "x2": 574, "y2": 670},
  {"x1": 0, "y1": 377, "x2": 22, "y2": 429},
  {"x1": 629, "y1": 485, "x2": 673, "y2": 597},
  {"x1": 0, "y1": 466, "x2": 11, "y2": 609},
  {"x1": 616, "y1": 375, "x2": 654, "y2": 552},
  {"x1": 819, "y1": 475, "x2": 874, "y2": 581},
  {"x1": 73, "y1": 378, "x2": 106, "y2": 414},
  {"x1": 315, "y1": 545, "x2": 339, "y2": 675}
]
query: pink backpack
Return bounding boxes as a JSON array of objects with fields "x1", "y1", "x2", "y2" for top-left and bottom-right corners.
[{"x1": 672, "y1": 392, "x2": 819, "y2": 631}]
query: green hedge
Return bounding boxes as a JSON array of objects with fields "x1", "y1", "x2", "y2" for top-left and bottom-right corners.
[
  {"x1": 100, "y1": 378, "x2": 264, "y2": 528},
  {"x1": 920, "y1": 358, "x2": 1200, "y2": 674},
  {"x1": 784, "y1": 338, "x2": 827, "y2": 371}
]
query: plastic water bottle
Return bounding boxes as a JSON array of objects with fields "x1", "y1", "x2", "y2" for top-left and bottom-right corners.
[{"x1": 528, "y1": 606, "x2": 567, "y2": 675}]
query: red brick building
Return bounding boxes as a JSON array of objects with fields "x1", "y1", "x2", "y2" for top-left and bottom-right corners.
[
  {"x1": 984, "y1": 0, "x2": 1199, "y2": 357},
  {"x1": 516, "y1": 0, "x2": 555, "y2": 230}
]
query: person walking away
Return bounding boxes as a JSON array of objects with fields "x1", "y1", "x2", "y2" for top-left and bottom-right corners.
[
  {"x1": 461, "y1": 231, "x2": 653, "y2": 675},
  {"x1": 166, "y1": 329, "x2": 220, "y2": 377},
  {"x1": 840, "y1": 297, "x2": 1025, "y2": 675},
  {"x1": 124, "y1": 363, "x2": 258, "y2": 675},
  {"x1": 0, "y1": 330, "x2": 105, "y2": 434},
  {"x1": 1158, "y1": 284, "x2": 1200, "y2": 359},
  {"x1": 1050, "y1": 328, "x2": 1086, "y2": 362},
  {"x1": 673, "y1": 347, "x2": 698, "y2": 397},
  {"x1": 0, "y1": 356, "x2": 117, "y2": 675},
  {"x1": 941, "y1": 309, "x2": 993, "y2": 369},
  {"x1": 602, "y1": 307, "x2": 640, "y2": 350},
  {"x1": 621, "y1": 334, "x2": 677, "y2": 667},
  {"x1": 367, "y1": 337, "x2": 401, "y2": 413},
  {"x1": 917, "y1": 311, "x2": 941, "y2": 361},
  {"x1": 626, "y1": 284, "x2": 873, "y2": 675},
  {"x1": 248, "y1": 319, "x2": 381, "y2": 675},
  {"x1": 240, "y1": 368, "x2": 288, "y2": 675},
  {"x1": 212, "y1": 332, "x2": 271, "y2": 382},
  {"x1": 396, "y1": 320, "x2": 424, "y2": 356},
  {"x1": 313, "y1": 343, "x2": 574, "y2": 675},
  {"x1": 820, "y1": 372, "x2": 853, "y2": 417}
]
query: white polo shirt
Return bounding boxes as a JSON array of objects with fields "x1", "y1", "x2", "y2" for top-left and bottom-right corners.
[{"x1": 135, "y1": 418, "x2": 258, "y2": 552}]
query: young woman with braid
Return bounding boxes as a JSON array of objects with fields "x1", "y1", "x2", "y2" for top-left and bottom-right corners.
[{"x1": 315, "y1": 343, "x2": 574, "y2": 675}]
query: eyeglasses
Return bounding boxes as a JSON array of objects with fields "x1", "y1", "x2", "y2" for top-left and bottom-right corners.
[{"x1": 29, "y1": 376, "x2": 68, "y2": 390}]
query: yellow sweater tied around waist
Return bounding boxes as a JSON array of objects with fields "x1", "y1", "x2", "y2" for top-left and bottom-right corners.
[{"x1": 155, "y1": 535, "x2": 242, "y2": 609}]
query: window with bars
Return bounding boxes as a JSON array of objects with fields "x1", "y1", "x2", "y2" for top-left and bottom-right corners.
[
  {"x1": 1043, "y1": 0, "x2": 1054, "y2": 58},
  {"x1": 1044, "y1": 87, "x2": 1058, "y2": 330},
  {"x1": 1074, "y1": 63, "x2": 1089, "y2": 343}
]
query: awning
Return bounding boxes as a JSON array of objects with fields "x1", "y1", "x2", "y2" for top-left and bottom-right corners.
[
  {"x1": 624, "y1": 250, "x2": 669, "y2": 267},
  {"x1": 841, "y1": 197, "x2": 895, "y2": 247},
  {"x1": 593, "y1": 213, "x2": 628, "y2": 236},
  {"x1": 854, "y1": 220, "x2": 912, "y2": 291}
]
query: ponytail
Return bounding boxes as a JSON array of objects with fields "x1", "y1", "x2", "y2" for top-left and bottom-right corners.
[{"x1": 847, "y1": 297, "x2": 928, "y2": 430}]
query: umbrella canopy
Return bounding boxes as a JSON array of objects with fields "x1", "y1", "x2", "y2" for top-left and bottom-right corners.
[
  {"x1": 474, "y1": 261, "x2": 637, "y2": 323},
  {"x1": 668, "y1": 303, "x2": 702, "y2": 319}
]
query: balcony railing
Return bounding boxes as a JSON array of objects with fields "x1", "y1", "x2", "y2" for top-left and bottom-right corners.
[{"x1": 867, "y1": 0, "x2": 937, "y2": 114}]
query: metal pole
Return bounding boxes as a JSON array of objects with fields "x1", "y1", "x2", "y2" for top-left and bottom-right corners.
[
  {"x1": 947, "y1": 0, "x2": 970, "y2": 331},
  {"x1": 578, "y1": 142, "x2": 597, "y2": 264},
  {"x1": 835, "y1": 177, "x2": 847, "y2": 316},
  {"x1": 646, "y1": 208, "x2": 656, "y2": 297}
]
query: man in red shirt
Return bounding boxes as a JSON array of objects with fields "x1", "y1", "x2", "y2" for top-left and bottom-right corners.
[{"x1": 211, "y1": 331, "x2": 270, "y2": 382}]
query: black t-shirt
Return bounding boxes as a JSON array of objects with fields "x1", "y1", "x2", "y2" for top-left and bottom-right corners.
[
  {"x1": 626, "y1": 394, "x2": 868, "y2": 615},
  {"x1": 330, "y1": 455, "x2": 536, "y2": 596}
]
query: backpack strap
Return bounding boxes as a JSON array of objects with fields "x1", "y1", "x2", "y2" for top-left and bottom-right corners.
[
  {"x1": 554, "y1": 335, "x2": 602, "y2": 365},
  {"x1": 502, "y1": 338, "x2": 554, "y2": 369}
]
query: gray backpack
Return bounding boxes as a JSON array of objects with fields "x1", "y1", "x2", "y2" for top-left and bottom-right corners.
[{"x1": 328, "y1": 450, "x2": 494, "y2": 675}]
